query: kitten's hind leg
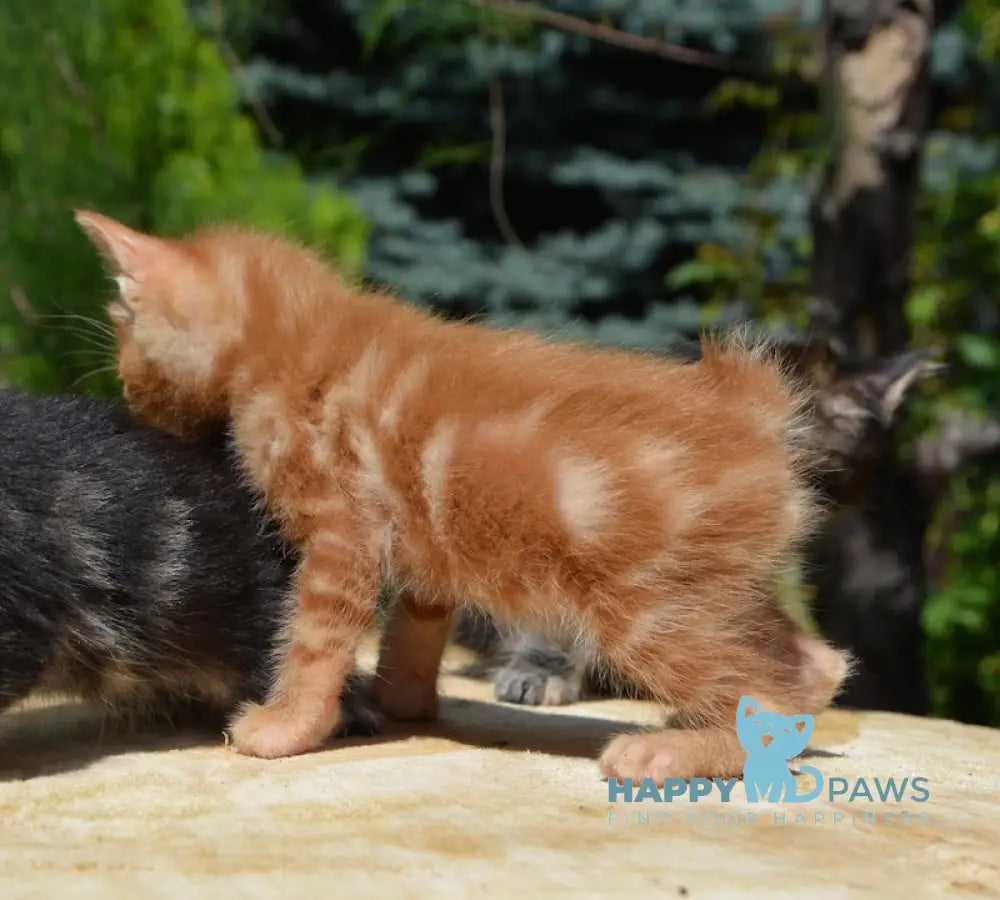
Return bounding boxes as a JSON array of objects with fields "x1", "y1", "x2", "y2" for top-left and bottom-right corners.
[
  {"x1": 228, "y1": 522, "x2": 381, "y2": 759},
  {"x1": 493, "y1": 629, "x2": 587, "y2": 707},
  {"x1": 598, "y1": 599, "x2": 848, "y2": 784},
  {"x1": 374, "y1": 586, "x2": 452, "y2": 721}
]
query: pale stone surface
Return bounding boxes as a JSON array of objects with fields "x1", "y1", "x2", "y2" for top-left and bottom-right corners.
[{"x1": 2, "y1": 641, "x2": 999, "y2": 898}]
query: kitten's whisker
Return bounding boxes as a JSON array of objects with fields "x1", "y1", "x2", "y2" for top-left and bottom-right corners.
[
  {"x1": 44, "y1": 323, "x2": 116, "y2": 351},
  {"x1": 63, "y1": 332, "x2": 114, "y2": 351},
  {"x1": 57, "y1": 349, "x2": 113, "y2": 362},
  {"x1": 71, "y1": 365, "x2": 118, "y2": 388},
  {"x1": 54, "y1": 321, "x2": 114, "y2": 341},
  {"x1": 39, "y1": 311, "x2": 116, "y2": 337}
]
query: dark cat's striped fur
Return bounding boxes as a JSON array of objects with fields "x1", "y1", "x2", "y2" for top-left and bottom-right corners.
[{"x1": 0, "y1": 390, "x2": 379, "y2": 735}]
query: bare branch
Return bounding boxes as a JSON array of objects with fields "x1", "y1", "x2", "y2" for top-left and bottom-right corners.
[
  {"x1": 10, "y1": 286, "x2": 38, "y2": 326},
  {"x1": 48, "y1": 34, "x2": 133, "y2": 187},
  {"x1": 487, "y1": 75, "x2": 524, "y2": 247},
  {"x1": 916, "y1": 411, "x2": 1000, "y2": 482},
  {"x1": 211, "y1": 0, "x2": 284, "y2": 146},
  {"x1": 476, "y1": 0, "x2": 758, "y2": 75}
]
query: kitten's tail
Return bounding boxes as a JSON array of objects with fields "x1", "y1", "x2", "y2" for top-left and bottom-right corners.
[
  {"x1": 786, "y1": 765, "x2": 824, "y2": 803},
  {"x1": 699, "y1": 327, "x2": 823, "y2": 542},
  {"x1": 698, "y1": 328, "x2": 813, "y2": 434}
]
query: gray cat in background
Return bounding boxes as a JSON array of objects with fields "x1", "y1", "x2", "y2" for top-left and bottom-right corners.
[{"x1": 0, "y1": 389, "x2": 380, "y2": 737}]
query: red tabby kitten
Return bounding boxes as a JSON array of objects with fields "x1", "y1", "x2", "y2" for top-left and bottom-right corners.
[{"x1": 75, "y1": 209, "x2": 848, "y2": 783}]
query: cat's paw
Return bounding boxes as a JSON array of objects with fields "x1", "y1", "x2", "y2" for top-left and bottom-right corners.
[
  {"x1": 227, "y1": 699, "x2": 338, "y2": 758},
  {"x1": 374, "y1": 677, "x2": 439, "y2": 721},
  {"x1": 493, "y1": 663, "x2": 582, "y2": 706},
  {"x1": 600, "y1": 732, "x2": 679, "y2": 784},
  {"x1": 599, "y1": 730, "x2": 745, "y2": 784},
  {"x1": 336, "y1": 676, "x2": 385, "y2": 737}
]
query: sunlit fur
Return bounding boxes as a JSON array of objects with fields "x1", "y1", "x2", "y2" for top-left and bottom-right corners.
[{"x1": 76, "y1": 209, "x2": 849, "y2": 782}]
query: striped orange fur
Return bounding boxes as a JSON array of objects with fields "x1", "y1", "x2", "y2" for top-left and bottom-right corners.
[{"x1": 76, "y1": 209, "x2": 848, "y2": 783}]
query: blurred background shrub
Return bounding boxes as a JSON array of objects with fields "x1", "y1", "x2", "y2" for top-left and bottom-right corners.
[{"x1": 0, "y1": 0, "x2": 367, "y2": 394}]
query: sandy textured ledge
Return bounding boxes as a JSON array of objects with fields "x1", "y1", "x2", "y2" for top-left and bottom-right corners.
[{"x1": 2, "y1": 640, "x2": 999, "y2": 898}]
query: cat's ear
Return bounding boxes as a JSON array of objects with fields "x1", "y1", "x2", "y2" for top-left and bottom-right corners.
[
  {"x1": 75, "y1": 210, "x2": 196, "y2": 317},
  {"x1": 74, "y1": 210, "x2": 159, "y2": 276},
  {"x1": 737, "y1": 696, "x2": 760, "y2": 720},
  {"x1": 841, "y1": 349, "x2": 944, "y2": 427}
]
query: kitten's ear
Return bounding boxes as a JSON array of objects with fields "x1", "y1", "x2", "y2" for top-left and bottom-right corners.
[
  {"x1": 73, "y1": 209, "x2": 171, "y2": 281},
  {"x1": 737, "y1": 696, "x2": 760, "y2": 719},
  {"x1": 842, "y1": 349, "x2": 944, "y2": 427}
]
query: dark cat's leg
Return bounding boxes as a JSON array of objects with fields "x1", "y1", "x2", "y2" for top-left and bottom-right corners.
[
  {"x1": 493, "y1": 630, "x2": 589, "y2": 706},
  {"x1": 0, "y1": 618, "x2": 52, "y2": 713},
  {"x1": 106, "y1": 667, "x2": 384, "y2": 739},
  {"x1": 453, "y1": 610, "x2": 590, "y2": 705},
  {"x1": 451, "y1": 611, "x2": 613, "y2": 706},
  {"x1": 451, "y1": 607, "x2": 503, "y2": 658},
  {"x1": 336, "y1": 672, "x2": 384, "y2": 737}
]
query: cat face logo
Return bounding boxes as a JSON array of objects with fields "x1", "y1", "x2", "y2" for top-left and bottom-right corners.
[{"x1": 736, "y1": 696, "x2": 824, "y2": 803}]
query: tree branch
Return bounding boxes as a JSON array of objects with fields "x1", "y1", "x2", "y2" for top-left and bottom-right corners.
[
  {"x1": 916, "y1": 411, "x2": 1000, "y2": 484},
  {"x1": 211, "y1": 0, "x2": 283, "y2": 146},
  {"x1": 487, "y1": 74, "x2": 524, "y2": 247},
  {"x1": 476, "y1": 0, "x2": 758, "y2": 75},
  {"x1": 9, "y1": 285, "x2": 38, "y2": 326},
  {"x1": 48, "y1": 35, "x2": 130, "y2": 186}
]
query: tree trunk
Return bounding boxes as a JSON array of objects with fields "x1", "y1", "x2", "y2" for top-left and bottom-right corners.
[{"x1": 807, "y1": 0, "x2": 934, "y2": 714}]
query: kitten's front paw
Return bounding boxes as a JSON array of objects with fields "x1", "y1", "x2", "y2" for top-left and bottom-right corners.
[
  {"x1": 227, "y1": 699, "x2": 339, "y2": 758},
  {"x1": 494, "y1": 664, "x2": 582, "y2": 706},
  {"x1": 374, "y1": 678, "x2": 439, "y2": 721}
]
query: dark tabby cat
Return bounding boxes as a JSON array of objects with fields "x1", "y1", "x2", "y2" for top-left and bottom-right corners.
[
  {"x1": 455, "y1": 339, "x2": 940, "y2": 708},
  {"x1": 0, "y1": 389, "x2": 380, "y2": 736}
]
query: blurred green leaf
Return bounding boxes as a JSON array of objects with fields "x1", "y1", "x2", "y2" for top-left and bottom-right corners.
[{"x1": 0, "y1": 0, "x2": 368, "y2": 394}]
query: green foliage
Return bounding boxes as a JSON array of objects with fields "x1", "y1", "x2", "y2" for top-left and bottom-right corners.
[
  {"x1": 0, "y1": 0, "x2": 367, "y2": 394},
  {"x1": 912, "y1": 1, "x2": 1000, "y2": 725},
  {"x1": 671, "y1": 4, "x2": 820, "y2": 331},
  {"x1": 241, "y1": 0, "x2": 815, "y2": 347},
  {"x1": 666, "y1": 1, "x2": 1000, "y2": 724}
]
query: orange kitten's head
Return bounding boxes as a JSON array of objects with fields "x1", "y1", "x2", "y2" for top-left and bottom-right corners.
[{"x1": 74, "y1": 210, "x2": 248, "y2": 437}]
